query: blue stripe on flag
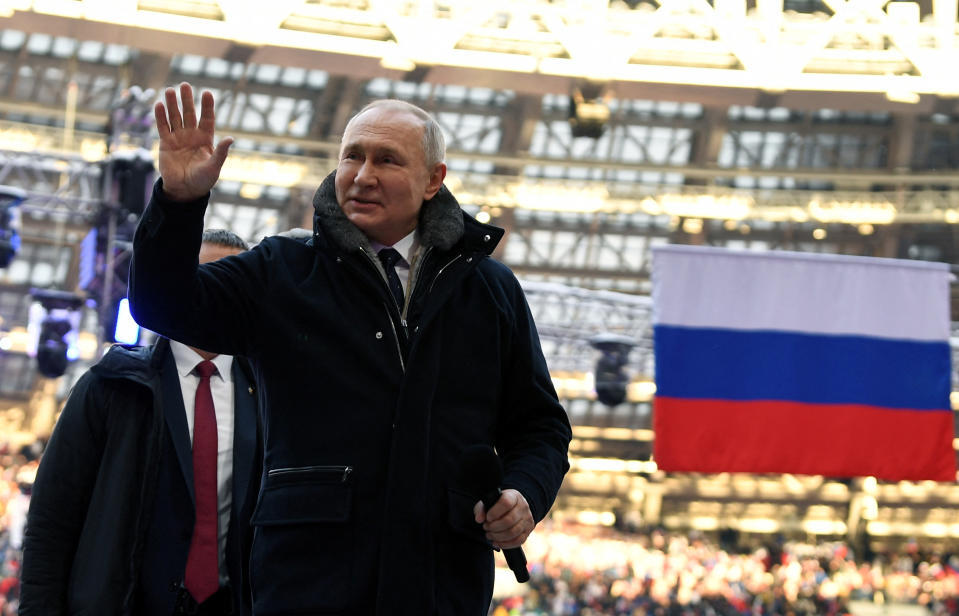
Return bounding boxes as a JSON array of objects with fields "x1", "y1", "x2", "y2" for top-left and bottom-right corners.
[{"x1": 653, "y1": 325, "x2": 952, "y2": 410}]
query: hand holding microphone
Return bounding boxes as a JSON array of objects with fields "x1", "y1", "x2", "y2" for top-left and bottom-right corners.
[{"x1": 456, "y1": 445, "x2": 532, "y2": 583}]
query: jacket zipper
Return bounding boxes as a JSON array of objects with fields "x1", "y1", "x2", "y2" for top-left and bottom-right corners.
[
  {"x1": 398, "y1": 252, "x2": 467, "y2": 341},
  {"x1": 357, "y1": 247, "x2": 413, "y2": 371},
  {"x1": 384, "y1": 303, "x2": 406, "y2": 373},
  {"x1": 428, "y1": 254, "x2": 464, "y2": 295},
  {"x1": 359, "y1": 247, "x2": 409, "y2": 369},
  {"x1": 402, "y1": 246, "x2": 432, "y2": 323},
  {"x1": 356, "y1": 248, "x2": 469, "y2": 372},
  {"x1": 267, "y1": 465, "x2": 353, "y2": 482}
]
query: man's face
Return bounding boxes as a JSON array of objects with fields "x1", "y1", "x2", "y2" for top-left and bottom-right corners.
[
  {"x1": 198, "y1": 241, "x2": 242, "y2": 264},
  {"x1": 335, "y1": 106, "x2": 446, "y2": 246}
]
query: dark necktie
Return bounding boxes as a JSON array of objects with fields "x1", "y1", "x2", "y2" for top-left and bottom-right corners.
[
  {"x1": 184, "y1": 360, "x2": 219, "y2": 603},
  {"x1": 377, "y1": 248, "x2": 405, "y2": 309}
]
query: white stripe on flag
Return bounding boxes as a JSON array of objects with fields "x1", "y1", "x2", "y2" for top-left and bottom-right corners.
[{"x1": 652, "y1": 245, "x2": 951, "y2": 341}]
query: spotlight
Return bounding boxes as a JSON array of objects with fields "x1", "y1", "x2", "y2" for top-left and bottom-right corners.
[
  {"x1": 569, "y1": 81, "x2": 611, "y2": 139},
  {"x1": 589, "y1": 333, "x2": 637, "y2": 407},
  {"x1": 0, "y1": 185, "x2": 26, "y2": 269},
  {"x1": 36, "y1": 316, "x2": 73, "y2": 378},
  {"x1": 103, "y1": 149, "x2": 156, "y2": 221},
  {"x1": 28, "y1": 289, "x2": 83, "y2": 378}
]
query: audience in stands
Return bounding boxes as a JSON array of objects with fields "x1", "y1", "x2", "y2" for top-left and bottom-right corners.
[
  {"x1": 0, "y1": 439, "x2": 41, "y2": 616},
  {"x1": 489, "y1": 521, "x2": 959, "y2": 615}
]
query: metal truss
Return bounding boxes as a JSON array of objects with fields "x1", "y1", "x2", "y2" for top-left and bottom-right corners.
[
  {"x1": 5, "y1": 0, "x2": 959, "y2": 102},
  {"x1": 522, "y1": 279, "x2": 654, "y2": 375},
  {"x1": 6, "y1": 124, "x2": 959, "y2": 294},
  {"x1": 5, "y1": 39, "x2": 959, "y2": 226},
  {"x1": 0, "y1": 144, "x2": 300, "y2": 242},
  {"x1": 4, "y1": 37, "x2": 959, "y2": 189},
  {"x1": 0, "y1": 149, "x2": 102, "y2": 225}
]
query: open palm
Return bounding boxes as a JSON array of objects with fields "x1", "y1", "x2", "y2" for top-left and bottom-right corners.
[{"x1": 154, "y1": 82, "x2": 233, "y2": 202}]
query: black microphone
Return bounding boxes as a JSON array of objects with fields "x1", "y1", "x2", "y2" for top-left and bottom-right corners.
[{"x1": 456, "y1": 445, "x2": 530, "y2": 583}]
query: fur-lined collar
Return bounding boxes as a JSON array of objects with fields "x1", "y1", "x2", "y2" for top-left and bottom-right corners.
[{"x1": 312, "y1": 170, "x2": 464, "y2": 254}]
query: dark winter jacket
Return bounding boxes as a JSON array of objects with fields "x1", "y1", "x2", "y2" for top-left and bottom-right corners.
[
  {"x1": 19, "y1": 338, "x2": 260, "y2": 616},
  {"x1": 128, "y1": 172, "x2": 572, "y2": 615}
]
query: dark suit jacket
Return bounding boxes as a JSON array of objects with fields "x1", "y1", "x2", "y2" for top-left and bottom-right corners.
[{"x1": 20, "y1": 339, "x2": 260, "y2": 616}]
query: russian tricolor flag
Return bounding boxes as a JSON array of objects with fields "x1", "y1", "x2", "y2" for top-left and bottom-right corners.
[{"x1": 652, "y1": 245, "x2": 956, "y2": 481}]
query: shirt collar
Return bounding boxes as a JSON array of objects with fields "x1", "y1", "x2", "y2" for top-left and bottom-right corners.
[
  {"x1": 169, "y1": 339, "x2": 233, "y2": 381},
  {"x1": 370, "y1": 229, "x2": 417, "y2": 266}
]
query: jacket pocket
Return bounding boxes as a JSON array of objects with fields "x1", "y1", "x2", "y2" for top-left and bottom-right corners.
[
  {"x1": 250, "y1": 465, "x2": 353, "y2": 615},
  {"x1": 254, "y1": 465, "x2": 353, "y2": 525}
]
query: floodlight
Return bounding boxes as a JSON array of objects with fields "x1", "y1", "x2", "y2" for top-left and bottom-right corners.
[
  {"x1": 569, "y1": 81, "x2": 611, "y2": 140},
  {"x1": 589, "y1": 333, "x2": 637, "y2": 407},
  {"x1": 28, "y1": 289, "x2": 83, "y2": 378}
]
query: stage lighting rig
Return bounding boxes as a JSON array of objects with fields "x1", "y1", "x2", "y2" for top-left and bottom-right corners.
[
  {"x1": 107, "y1": 85, "x2": 157, "y2": 152},
  {"x1": 27, "y1": 289, "x2": 84, "y2": 378},
  {"x1": 569, "y1": 81, "x2": 611, "y2": 139},
  {"x1": 83, "y1": 85, "x2": 157, "y2": 347},
  {"x1": 103, "y1": 148, "x2": 155, "y2": 224},
  {"x1": 104, "y1": 85, "x2": 156, "y2": 223},
  {"x1": 589, "y1": 333, "x2": 638, "y2": 407}
]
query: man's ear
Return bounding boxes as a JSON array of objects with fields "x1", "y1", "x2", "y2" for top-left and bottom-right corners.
[{"x1": 423, "y1": 163, "x2": 447, "y2": 200}]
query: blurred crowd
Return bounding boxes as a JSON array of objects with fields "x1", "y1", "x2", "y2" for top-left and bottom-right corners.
[
  {"x1": 490, "y1": 521, "x2": 959, "y2": 616},
  {"x1": 0, "y1": 438, "x2": 41, "y2": 616},
  {"x1": 2, "y1": 442, "x2": 958, "y2": 616}
]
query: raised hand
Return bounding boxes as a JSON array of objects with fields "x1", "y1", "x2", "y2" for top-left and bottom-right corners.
[{"x1": 154, "y1": 82, "x2": 233, "y2": 202}]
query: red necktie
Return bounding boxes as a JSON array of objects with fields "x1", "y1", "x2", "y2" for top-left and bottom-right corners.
[{"x1": 184, "y1": 360, "x2": 219, "y2": 603}]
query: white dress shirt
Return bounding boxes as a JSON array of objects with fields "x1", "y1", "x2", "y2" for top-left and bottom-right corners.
[{"x1": 169, "y1": 340, "x2": 235, "y2": 582}]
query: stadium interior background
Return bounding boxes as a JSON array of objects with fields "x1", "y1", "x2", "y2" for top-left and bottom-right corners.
[{"x1": 3, "y1": 0, "x2": 959, "y2": 612}]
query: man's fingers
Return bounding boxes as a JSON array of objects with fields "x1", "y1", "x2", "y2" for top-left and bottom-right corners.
[
  {"x1": 210, "y1": 137, "x2": 234, "y2": 169},
  {"x1": 473, "y1": 500, "x2": 485, "y2": 524},
  {"x1": 487, "y1": 518, "x2": 532, "y2": 549},
  {"x1": 487, "y1": 517, "x2": 526, "y2": 540},
  {"x1": 198, "y1": 90, "x2": 217, "y2": 133},
  {"x1": 484, "y1": 489, "x2": 520, "y2": 522},
  {"x1": 179, "y1": 82, "x2": 197, "y2": 129},
  {"x1": 154, "y1": 102, "x2": 171, "y2": 138},
  {"x1": 479, "y1": 489, "x2": 533, "y2": 548},
  {"x1": 474, "y1": 491, "x2": 533, "y2": 549},
  {"x1": 164, "y1": 87, "x2": 182, "y2": 131}
]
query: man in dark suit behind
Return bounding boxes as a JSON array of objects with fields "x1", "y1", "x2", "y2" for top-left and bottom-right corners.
[{"x1": 19, "y1": 229, "x2": 260, "y2": 616}]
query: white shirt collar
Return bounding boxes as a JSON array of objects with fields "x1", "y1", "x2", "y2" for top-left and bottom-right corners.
[{"x1": 169, "y1": 339, "x2": 233, "y2": 382}]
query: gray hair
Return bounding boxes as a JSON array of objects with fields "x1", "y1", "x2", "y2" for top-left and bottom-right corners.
[
  {"x1": 201, "y1": 228, "x2": 248, "y2": 251},
  {"x1": 346, "y1": 99, "x2": 446, "y2": 168}
]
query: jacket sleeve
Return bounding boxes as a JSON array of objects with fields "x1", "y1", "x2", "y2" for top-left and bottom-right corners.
[
  {"x1": 493, "y1": 270, "x2": 572, "y2": 523},
  {"x1": 19, "y1": 374, "x2": 107, "y2": 615},
  {"x1": 128, "y1": 180, "x2": 270, "y2": 357}
]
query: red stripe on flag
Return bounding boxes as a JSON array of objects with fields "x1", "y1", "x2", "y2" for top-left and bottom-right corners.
[{"x1": 653, "y1": 397, "x2": 956, "y2": 481}]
